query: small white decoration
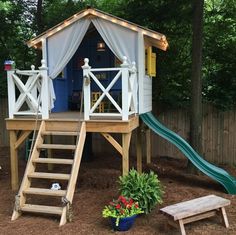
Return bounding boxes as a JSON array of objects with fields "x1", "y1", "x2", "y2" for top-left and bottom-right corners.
[{"x1": 51, "y1": 183, "x2": 61, "y2": 190}]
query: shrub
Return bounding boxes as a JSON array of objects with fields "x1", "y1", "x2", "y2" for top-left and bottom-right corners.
[{"x1": 119, "y1": 168, "x2": 164, "y2": 214}]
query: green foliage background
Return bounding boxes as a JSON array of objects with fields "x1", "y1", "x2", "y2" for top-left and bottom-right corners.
[{"x1": 0, "y1": 0, "x2": 235, "y2": 110}]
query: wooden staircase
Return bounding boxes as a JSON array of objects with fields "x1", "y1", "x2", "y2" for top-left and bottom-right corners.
[{"x1": 12, "y1": 120, "x2": 86, "y2": 226}]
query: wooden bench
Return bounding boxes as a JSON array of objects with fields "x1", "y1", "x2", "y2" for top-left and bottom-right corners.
[{"x1": 160, "y1": 195, "x2": 230, "y2": 235}]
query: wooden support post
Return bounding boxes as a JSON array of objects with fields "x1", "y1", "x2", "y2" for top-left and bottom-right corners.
[
  {"x1": 82, "y1": 58, "x2": 91, "y2": 121},
  {"x1": 122, "y1": 132, "x2": 131, "y2": 175},
  {"x1": 136, "y1": 126, "x2": 142, "y2": 173},
  {"x1": 39, "y1": 60, "x2": 49, "y2": 119},
  {"x1": 7, "y1": 70, "x2": 16, "y2": 119},
  {"x1": 146, "y1": 128, "x2": 151, "y2": 164},
  {"x1": 10, "y1": 131, "x2": 18, "y2": 190},
  {"x1": 121, "y1": 56, "x2": 129, "y2": 121}
]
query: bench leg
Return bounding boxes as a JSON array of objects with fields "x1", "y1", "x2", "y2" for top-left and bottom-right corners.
[
  {"x1": 179, "y1": 219, "x2": 186, "y2": 235},
  {"x1": 221, "y1": 207, "x2": 229, "y2": 228}
]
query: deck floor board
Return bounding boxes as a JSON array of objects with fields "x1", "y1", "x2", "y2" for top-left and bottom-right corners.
[{"x1": 6, "y1": 112, "x2": 139, "y2": 133}]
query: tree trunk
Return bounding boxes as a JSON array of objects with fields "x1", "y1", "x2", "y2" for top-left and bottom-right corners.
[
  {"x1": 188, "y1": 0, "x2": 204, "y2": 173},
  {"x1": 35, "y1": 0, "x2": 43, "y2": 67}
]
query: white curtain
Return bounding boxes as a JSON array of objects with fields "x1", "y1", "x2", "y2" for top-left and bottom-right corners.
[
  {"x1": 48, "y1": 18, "x2": 90, "y2": 79},
  {"x1": 48, "y1": 17, "x2": 138, "y2": 75},
  {"x1": 46, "y1": 17, "x2": 139, "y2": 109},
  {"x1": 92, "y1": 18, "x2": 138, "y2": 64}
]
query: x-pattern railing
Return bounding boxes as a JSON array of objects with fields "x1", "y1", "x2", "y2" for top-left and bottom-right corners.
[
  {"x1": 7, "y1": 60, "x2": 49, "y2": 119},
  {"x1": 12, "y1": 72, "x2": 42, "y2": 114},
  {"x1": 83, "y1": 56, "x2": 138, "y2": 121},
  {"x1": 89, "y1": 69, "x2": 122, "y2": 114}
]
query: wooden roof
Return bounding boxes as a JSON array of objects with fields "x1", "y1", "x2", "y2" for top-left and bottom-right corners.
[{"x1": 27, "y1": 8, "x2": 168, "y2": 51}]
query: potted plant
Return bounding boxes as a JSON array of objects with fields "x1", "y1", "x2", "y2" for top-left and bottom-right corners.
[
  {"x1": 102, "y1": 195, "x2": 143, "y2": 231},
  {"x1": 119, "y1": 169, "x2": 164, "y2": 214}
]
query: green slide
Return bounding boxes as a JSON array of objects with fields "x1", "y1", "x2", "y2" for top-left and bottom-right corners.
[{"x1": 140, "y1": 112, "x2": 236, "y2": 194}]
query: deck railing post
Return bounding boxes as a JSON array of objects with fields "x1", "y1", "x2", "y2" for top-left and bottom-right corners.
[
  {"x1": 82, "y1": 58, "x2": 91, "y2": 120},
  {"x1": 121, "y1": 56, "x2": 129, "y2": 121},
  {"x1": 131, "y1": 61, "x2": 138, "y2": 113},
  {"x1": 30, "y1": 65, "x2": 38, "y2": 100},
  {"x1": 39, "y1": 60, "x2": 49, "y2": 119},
  {"x1": 7, "y1": 70, "x2": 16, "y2": 118}
]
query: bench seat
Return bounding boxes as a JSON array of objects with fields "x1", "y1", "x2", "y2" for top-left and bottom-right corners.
[{"x1": 160, "y1": 195, "x2": 230, "y2": 235}]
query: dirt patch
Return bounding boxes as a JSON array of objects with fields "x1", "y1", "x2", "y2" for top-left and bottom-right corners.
[{"x1": 0, "y1": 147, "x2": 236, "y2": 235}]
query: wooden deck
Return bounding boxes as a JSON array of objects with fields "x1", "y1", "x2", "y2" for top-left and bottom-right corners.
[
  {"x1": 6, "y1": 112, "x2": 143, "y2": 190},
  {"x1": 6, "y1": 112, "x2": 139, "y2": 133}
]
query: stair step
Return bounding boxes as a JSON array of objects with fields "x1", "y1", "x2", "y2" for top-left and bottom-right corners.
[
  {"x1": 38, "y1": 144, "x2": 76, "y2": 150},
  {"x1": 42, "y1": 131, "x2": 79, "y2": 136},
  {"x1": 33, "y1": 158, "x2": 74, "y2": 165},
  {"x1": 23, "y1": 187, "x2": 66, "y2": 196},
  {"x1": 28, "y1": 172, "x2": 70, "y2": 180},
  {"x1": 21, "y1": 204, "x2": 63, "y2": 215}
]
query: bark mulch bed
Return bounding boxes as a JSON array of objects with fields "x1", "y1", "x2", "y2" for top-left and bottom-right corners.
[{"x1": 0, "y1": 147, "x2": 236, "y2": 235}]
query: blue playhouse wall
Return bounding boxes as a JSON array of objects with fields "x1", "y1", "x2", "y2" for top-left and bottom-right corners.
[{"x1": 52, "y1": 29, "x2": 121, "y2": 112}]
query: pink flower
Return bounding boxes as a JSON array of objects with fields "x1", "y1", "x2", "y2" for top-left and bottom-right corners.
[
  {"x1": 116, "y1": 204, "x2": 121, "y2": 209},
  {"x1": 118, "y1": 196, "x2": 128, "y2": 205}
]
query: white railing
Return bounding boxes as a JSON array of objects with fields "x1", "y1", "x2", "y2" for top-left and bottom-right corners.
[
  {"x1": 82, "y1": 56, "x2": 138, "y2": 121},
  {"x1": 7, "y1": 60, "x2": 49, "y2": 119}
]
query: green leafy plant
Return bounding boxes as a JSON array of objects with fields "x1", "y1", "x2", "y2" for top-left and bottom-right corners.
[
  {"x1": 119, "y1": 169, "x2": 164, "y2": 214},
  {"x1": 102, "y1": 195, "x2": 143, "y2": 226}
]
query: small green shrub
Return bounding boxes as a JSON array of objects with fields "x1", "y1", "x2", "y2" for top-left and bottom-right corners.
[{"x1": 118, "y1": 169, "x2": 164, "y2": 214}]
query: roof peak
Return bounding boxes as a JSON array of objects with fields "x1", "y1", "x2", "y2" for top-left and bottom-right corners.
[{"x1": 27, "y1": 8, "x2": 168, "y2": 51}]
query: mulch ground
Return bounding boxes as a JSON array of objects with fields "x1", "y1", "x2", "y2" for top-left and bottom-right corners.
[{"x1": 0, "y1": 146, "x2": 236, "y2": 235}]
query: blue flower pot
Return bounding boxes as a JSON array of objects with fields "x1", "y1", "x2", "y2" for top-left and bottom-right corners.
[{"x1": 110, "y1": 215, "x2": 137, "y2": 231}]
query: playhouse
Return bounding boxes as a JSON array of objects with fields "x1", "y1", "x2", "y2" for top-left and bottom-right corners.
[
  {"x1": 25, "y1": 8, "x2": 168, "y2": 118},
  {"x1": 6, "y1": 7, "x2": 236, "y2": 227},
  {"x1": 5, "y1": 7, "x2": 168, "y2": 226}
]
